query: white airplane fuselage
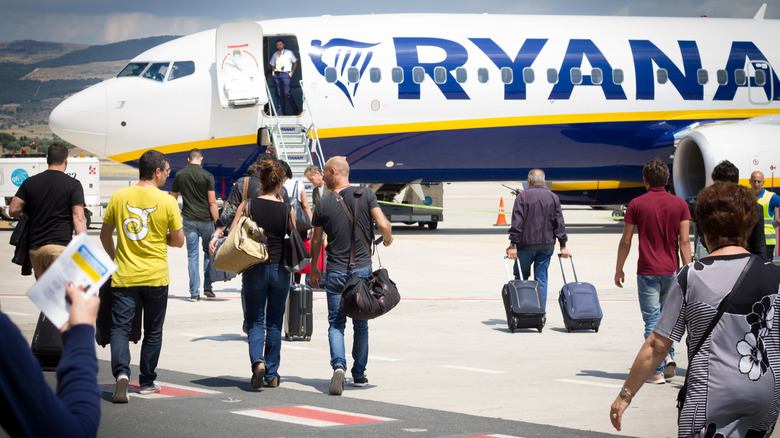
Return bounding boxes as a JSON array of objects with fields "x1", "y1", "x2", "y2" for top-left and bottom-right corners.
[{"x1": 49, "y1": 13, "x2": 780, "y2": 202}]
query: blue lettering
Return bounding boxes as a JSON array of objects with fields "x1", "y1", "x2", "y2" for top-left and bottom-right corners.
[
  {"x1": 393, "y1": 38, "x2": 469, "y2": 100},
  {"x1": 469, "y1": 38, "x2": 547, "y2": 100},
  {"x1": 714, "y1": 41, "x2": 780, "y2": 101},
  {"x1": 629, "y1": 40, "x2": 703, "y2": 100},
  {"x1": 549, "y1": 39, "x2": 627, "y2": 100}
]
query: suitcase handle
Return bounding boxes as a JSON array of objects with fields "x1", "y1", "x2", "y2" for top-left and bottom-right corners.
[
  {"x1": 557, "y1": 254, "x2": 578, "y2": 284},
  {"x1": 503, "y1": 256, "x2": 522, "y2": 282}
]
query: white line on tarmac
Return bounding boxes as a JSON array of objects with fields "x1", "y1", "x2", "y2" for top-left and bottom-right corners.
[
  {"x1": 282, "y1": 344, "x2": 314, "y2": 351},
  {"x1": 554, "y1": 378, "x2": 622, "y2": 388},
  {"x1": 370, "y1": 355, "x2": 402, "y2": 362},
  {"x1": 180, "y1": 333, "x2": 233, "y2": 341},
  {"x1": 2, "y1": 311, "x2": 31, "y2": 316},
  {"x1": 440, "y1": 365, "x2": 505, "y2": 374}
]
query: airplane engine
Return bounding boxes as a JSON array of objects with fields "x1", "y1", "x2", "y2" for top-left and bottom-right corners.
[{"x1": 673, "y1": 115, "x2": 780, "y2": 200}]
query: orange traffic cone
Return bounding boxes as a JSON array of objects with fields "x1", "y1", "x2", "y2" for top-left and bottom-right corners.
[{"x1": 494, "y1": 197, "x2": 508, "y2": 226}]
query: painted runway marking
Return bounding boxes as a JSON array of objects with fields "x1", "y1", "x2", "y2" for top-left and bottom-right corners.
[
  {"x1": 282, "y1": 344, "x2": 314, "y2": 351},
  {"x1": 233, "y1": 405, "x2": 395, "y2": 427},
  {"x1": 441, "y1": 365, "x2": 505, "y2": 374},
  {"x1": 102, "y1": 381, "x2": 221, "y2": 399},
  {"x1": 458, "y1": 435, "x2": 525, "y2": 438},
  {"x1": 2, "y1": 311, "x2": 31, "y2": 316},
  {"x1": 554, "y1": 378, "x2": 621, "y2": 388},
  {"x1": 370, "y1": 355, "x2": 402, "y2": 362}
]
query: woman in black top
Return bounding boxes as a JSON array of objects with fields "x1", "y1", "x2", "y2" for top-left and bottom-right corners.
[{"x1": 230, "y1": 160, "x2": 294, "y2": 388}]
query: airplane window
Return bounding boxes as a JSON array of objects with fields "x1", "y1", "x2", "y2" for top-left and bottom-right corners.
[
  {"x1": 143, "y1": 62, "x2": 170, "y2": 82},
  {"x1": 755, "y1": 70, "x2": 767, "y2": 86},
  {"x1": 118, "y1": 62, "x2": 149, "y2": 77},
  {"x1": 697, "y1": 69, "x2": 708, "y2": 85},
  {"x1": 523, "y1": 67, "x2": 534, "y2": 84},
  {"x1": 455, "y1": 67, "x2": 467, "y2": 83},
  {"x1": 570, "y1": 68, "x2": 582, "y2": 85},
  {"x1": 735, "y1": 69, "x2": 746, "y2": 86},
  {"x1": 370, "y1": 67, "x2": 381, "y2": 83},
  {"x1": 391, "y1": 67, "x2": 403, "y2": 83},
  {"x1": 613, "y1": 68, "x2": 624, "y2": 84},
  {"x1": 547, "y1": 68, "x2": 558, "y2": 84},
  {"x1": 434, "y1": 66, "x2": 447, "y2": 84},
  {"x1": 591, "y1": 68, "x2": 603, "y2": 85},
  {"x1": 169, "y1": 61, "x2": 195, "y2": 81},
  {"x1": 501, "y1": 67, "x2": 513, "y2": 84},
  {"x1": 413, "y1": 66, "x2": 425, "y2": 84},
  {"x1": 716, "y1": 69, "x2": 728, "y2": 85},
  {"x1": 657, "y1": 68, "x2": 668, "y2": 84},
  {"x1": 325, "y1": 66, "x2": 337, "y2": 83},
  {"x1": 478, "y1": 68, "x2": 489, "y2": 83},
  {"x1": 347, "y1": 67, "x2": 360, "y2": 83}
]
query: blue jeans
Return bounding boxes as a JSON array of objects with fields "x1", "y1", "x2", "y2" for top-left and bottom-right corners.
[
  {"x1": 184, "y1": 219, "x2": 214, "y2": 297},
  {"x1": 110, "y1": 285, "x2": 168, "y2": 387},
  {"x1": 514, "y1": 249, "x2": 554, "y2": 305},
  {"x1": 273, "y1": 72, "x2": 299, "y2": 115},
  {"x1": 637, "y1": 275, "x2": 675, "y2": 374},
  {"x1": 242, "y1": 264, "x2": 290, "y2": 382},
  {"x1": 325, "y1": 267, "x2": 371, "y2": 379}
]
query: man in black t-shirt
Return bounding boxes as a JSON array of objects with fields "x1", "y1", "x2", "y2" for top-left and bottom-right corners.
[
  {"x1": 9, "y1": 143, "x2": 86, "y2": 279},
  {"x1": 309, "y1": 156, "x2": 393, "y2": 396}
]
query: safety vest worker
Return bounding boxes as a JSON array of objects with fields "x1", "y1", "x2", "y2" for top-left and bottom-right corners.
[{"x1": 751, "y1": 170, "x2": 780, "y2": 259}]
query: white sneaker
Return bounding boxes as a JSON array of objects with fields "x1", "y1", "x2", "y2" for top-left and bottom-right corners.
[
  {"x1": 113, "y1": 374, "x2": 129, "y2": 403},
  {"x1": 329, "y1": 368, "x2": 345, "y2": 395}
]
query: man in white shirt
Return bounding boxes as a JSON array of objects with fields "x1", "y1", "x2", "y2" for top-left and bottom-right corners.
[{"x1": 269, "y1": 39, "x2": 300, "y2": 115}]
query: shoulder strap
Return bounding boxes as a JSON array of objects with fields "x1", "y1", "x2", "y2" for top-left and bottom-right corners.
[{"x1": 242, "y1": 177, "x2": 249, "y2": 201}]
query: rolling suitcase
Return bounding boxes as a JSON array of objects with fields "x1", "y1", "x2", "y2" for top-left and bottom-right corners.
[
  {"x1": 95, "y1": 279, "x2": 143, "y2": 347},
  {"x1": 284, "y1": 283, "x2": 313, "y2": 341},
  {"x1": 31, "y1": 312, "x2": 62, "y2": 370},
  {"x1": 501, "y1": 257, "x2": 546, "y2": 333},
  {"x1": 558, "y1": 255, "x2": 602, "y2": 332}
]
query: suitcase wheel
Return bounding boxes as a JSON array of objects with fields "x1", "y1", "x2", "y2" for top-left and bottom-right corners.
[
  {"x1": 566, "y1": 325, "x2": 572, "y2": 333},
  {"x1": 284, "y1": 333, "x2": 291, "y2": 341},
  {"x1": 536, "y1": 316, "x2": 546, "y2": 333},
  {"x1": 508, "y1": 318, "x2": 517, "y2": 333},
  {"x1": 594, "y1": 327, "x2": 599, "y2": 333},
  {"x1": 304, "y1": 335, "x2": 311, "y2": 341}
]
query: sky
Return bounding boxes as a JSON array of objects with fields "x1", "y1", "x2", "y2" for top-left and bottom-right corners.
[{"x1": 1, "y1": 0, "x2": 778, "y2": 45}]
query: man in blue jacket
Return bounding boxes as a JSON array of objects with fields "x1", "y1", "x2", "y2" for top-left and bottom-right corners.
[{"x1": 505, "y1": 169, "x2": 570, "y2": 306}]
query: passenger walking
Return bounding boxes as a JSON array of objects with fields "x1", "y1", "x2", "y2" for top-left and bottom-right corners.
[
  {"x1": 170, "y1": 148, "x2": 219, "y2": 301},
  {"x1": 505, "y1": 169, "x2": 569, "y2": 306},
  {"x1": 614, "y1": 158, "x2": 691, "y2": 383},
  {"x1": 610, "y1": 182, "x2": 780, "y2": 437},
  {"x1": 100, "y1": 150, "x2": 184, "y2": 403},
  {"x1": 309, "y1": 156, "x2": 393, "y2": 395},
  {"x1": 304, "y1": 164, "x2": 330, "y2": 209},
  {"x1": 230, "y1": 159, "x2": 292, "y2": 388}
]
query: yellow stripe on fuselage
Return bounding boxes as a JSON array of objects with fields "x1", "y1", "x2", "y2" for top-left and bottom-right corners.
[
  {"x1": 107, "y1": 108, "x2": 780, "y2": 162},
  {"x1": 550, "y1": 181, "x2": 645, "y2": 190}
]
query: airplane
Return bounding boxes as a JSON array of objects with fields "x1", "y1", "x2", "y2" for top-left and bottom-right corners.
[{"x1": 48, "y1": 6, "x2": 780, "y2": 214}]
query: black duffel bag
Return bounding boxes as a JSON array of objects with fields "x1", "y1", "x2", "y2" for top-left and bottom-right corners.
[{"x1": 340, "y1": 267, "x2": 400, "y2": 320}]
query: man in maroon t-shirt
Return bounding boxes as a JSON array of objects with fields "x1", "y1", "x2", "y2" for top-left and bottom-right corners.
[{"x1": 614, "y1": 158, "x2": 691, "y2": 384}]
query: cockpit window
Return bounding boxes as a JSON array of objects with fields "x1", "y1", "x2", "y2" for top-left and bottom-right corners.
[
  {"x1": 169, "y1": 61, "x2": 195, "y2": 81},
  {"x1": 143, "y1": 62, "x2": 170, "y2": 81},
  {"x1": 118, "y1": 62, "x2": 149, "y2": 77}
]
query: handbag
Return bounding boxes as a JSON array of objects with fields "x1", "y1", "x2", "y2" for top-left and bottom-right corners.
[
  {"x1": 284, "y1": 206, "x2": 312, "y2": 272},
  {"x1": 676, "y1": 255, "x2": 755, "y2": 416},
  {"x1": 290, "y1": 181, "x2": 313, "y2": 233},
  {"x1": 336, "y1": 188, "x2": 400, "y2": 320},
  {"x1": 209, "y1": 237, "x2": 238, "y2": 282},
  {"x1": 214, "y1": 199, "x2": 269, "y2": 274}
]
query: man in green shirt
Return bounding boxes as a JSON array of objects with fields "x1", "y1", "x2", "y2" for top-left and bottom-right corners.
[{"x1": 171, "y1": 149, "x2": 218, "y2": 301}]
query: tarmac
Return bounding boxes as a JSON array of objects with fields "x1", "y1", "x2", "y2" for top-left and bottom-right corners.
[{"x1": 0, "y1": 180, "x2": 685, "y2": 438}]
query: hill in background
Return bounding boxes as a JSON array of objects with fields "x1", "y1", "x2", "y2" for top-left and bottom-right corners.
[{"x1": 0, "y1": 36, "x2": 180, "y2": 146}]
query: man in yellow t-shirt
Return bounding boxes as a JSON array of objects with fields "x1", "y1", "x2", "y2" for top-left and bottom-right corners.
[{"x1": 100, "y1": 150, "x2": 184, "y2": 403}]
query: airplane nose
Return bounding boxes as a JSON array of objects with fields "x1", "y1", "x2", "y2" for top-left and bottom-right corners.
[{"x1": 49, "y1": 82, "x2": 107, "y2": 156}]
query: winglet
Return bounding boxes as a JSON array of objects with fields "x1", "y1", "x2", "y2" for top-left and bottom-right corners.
[{"x1": 754, "y1": 3, "x2": 767, "y2": 20}]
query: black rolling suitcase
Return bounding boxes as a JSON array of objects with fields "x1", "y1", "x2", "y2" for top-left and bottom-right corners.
[
  {"x1": 284, "y1": 283, "x2": 313, "y2": 341},
  {"x1": 31, "y1": 312, "x2": 62, "y2": 370},
  {"x1": 558, "y1": 255, "x2": 602, "y2": 332},
  {"x1": 501, "y1": 257, "x2": 546, "y2": 333},
  {"x1": 95, "y1": 279, "x2": 143, "y2": 347}
]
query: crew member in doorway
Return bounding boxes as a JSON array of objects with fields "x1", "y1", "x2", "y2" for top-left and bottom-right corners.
[{"x1": 269, "y1": 39, "x2": 300, "y2": 115}]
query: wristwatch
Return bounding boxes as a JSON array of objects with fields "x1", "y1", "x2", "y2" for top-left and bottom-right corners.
[{"x1": 619, "y1": 386, "x2": 634, "y2": 401}]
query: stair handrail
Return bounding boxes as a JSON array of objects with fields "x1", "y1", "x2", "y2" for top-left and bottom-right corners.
[
  {"x1": 263, "y1": 79, "x2": 288, "y2": 161},
  {"x1": 299, "y1": 81, "x2": 325, "y2": 169}
]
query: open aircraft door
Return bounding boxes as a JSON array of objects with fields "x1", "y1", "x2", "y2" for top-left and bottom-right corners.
[
  {"x1": 216, "y1": 22, "x2": 268, "y2": 108},
  {"x1": 748, "y1": 60, "x2": 774, "y2": 105}
]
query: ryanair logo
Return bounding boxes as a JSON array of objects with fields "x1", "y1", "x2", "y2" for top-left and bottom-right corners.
[{"x1": 309, "y1": 38, "x2": 380, "y2": 106}]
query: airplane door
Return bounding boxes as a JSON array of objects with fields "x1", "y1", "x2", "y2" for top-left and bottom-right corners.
[
  {"x1": 748, "y1": 60, "x2": 773, "y2": 104},
  {"x1": 216, "y1": 22, "x2": 268, "y2": 108}
]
